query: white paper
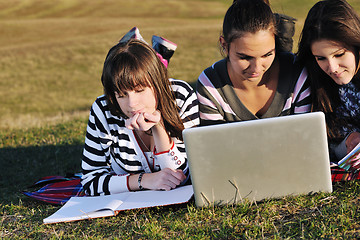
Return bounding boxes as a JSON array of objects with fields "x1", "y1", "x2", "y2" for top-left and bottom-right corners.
[
  {"x1": 43, "y1": 194, "x2": 124, "y2": 224},
  {"x1": 43, "y1": 185, "x2": 194, "y2": 224}
]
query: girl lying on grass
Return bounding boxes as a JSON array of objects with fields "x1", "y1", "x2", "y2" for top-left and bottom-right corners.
[
  {"x1": 297, "y1": 0, "x2": 360, "y2": 163},
  {"x1": 81, "y1": 35, "x2": 199, "y2": 196},
  {"x1": 196, "y1": 0, "x2": 311, "y2": 126}
]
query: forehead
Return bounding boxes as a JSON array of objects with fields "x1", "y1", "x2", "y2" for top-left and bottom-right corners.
[
  {"x1": 230, "y1": 30, "x2": 275, "y2": 56},
  {"x1": 311, "y1": 40, "x2": 345, "y2": 55}
]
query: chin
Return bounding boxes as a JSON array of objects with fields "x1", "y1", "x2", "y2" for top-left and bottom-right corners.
[{"x1": 333, "y1": 78, "x2": 352, "y2": 86}]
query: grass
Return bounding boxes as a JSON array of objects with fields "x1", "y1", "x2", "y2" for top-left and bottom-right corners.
[
  {"x1": 1, "y1": 120, "x2": 360, "y2": 238},
  {"x1": 1, "y1": 0, "x2": 358, "y2": 129},
  {"x1": 2, "y1": 0, "x2": 360, "y2": 238},
  {"x1": 0, "y1": 0, "x2": 230, "y2": 129}
]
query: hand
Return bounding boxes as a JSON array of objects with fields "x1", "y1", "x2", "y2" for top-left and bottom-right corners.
[
  {"x1": 141, "y1": 168, "x2": 186, "y2": 191},
  {"x1": 346, "y1": 132, "x2": 360, "y2": 154},
  {"x1": 125, "y1": 110, "x2": 161, "y2": 131}
]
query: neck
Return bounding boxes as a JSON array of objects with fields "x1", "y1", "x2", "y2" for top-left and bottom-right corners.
[{"x1": 134, "y1": 130, "x2": 153, "y2": 152}]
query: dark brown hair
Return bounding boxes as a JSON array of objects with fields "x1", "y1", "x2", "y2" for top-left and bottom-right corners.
[
  {"x1": 222, "y1": 0, "x2": 276, "y2": 54},
  {"x1": 297, "y1": 0, "x2": 360, "y2": 137},
  {"x1": 101, "y1": 39, "x2": 184, "y2": 140}
]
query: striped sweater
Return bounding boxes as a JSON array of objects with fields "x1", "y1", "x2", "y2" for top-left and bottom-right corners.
[
  {"x1": 81, "y1": 79, "x2": 199, "y2": 196},
  {"x1": 196, "y1": 53, "x2": 311, "y2": 125}
]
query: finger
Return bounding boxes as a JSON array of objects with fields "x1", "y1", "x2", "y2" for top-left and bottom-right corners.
[
  {"x1": 174, "y1": 169, "x2": 186, "y2": 181},
  {"x1": 160, "y1": 184, "x2": 172, "y2": 191},
  {"x1": 164, "y1": 178, "x2": 179, "y2": 190},
  {"x1": 154, "y1": 169, "x2": 181, "y2": 189},
  {"x1": 163, "y1": 168, "x2": 185, "y2": 179},
  {"x1": 137, "y1": 113, "x2": 155, "y2": 131},
  {"x1": 166, "y1": 170, "x2": 185, "y2": 186},
  {"x1": 143, "y1": 111, "x2": 161, "y2": 124},
  {"x1": 128, "y1": 113, "x2": 140, "y2": 130},
  {"x1": 125, "y1": 118, "x2": 134, "y2": 130},
  {"x1": 136, "y1": 112, "x2": 146, "y2": 126}
]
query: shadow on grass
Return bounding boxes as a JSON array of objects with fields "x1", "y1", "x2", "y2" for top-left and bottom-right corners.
[{"x1": 0, "y1": 144, "x2": 83, "y2": 204}]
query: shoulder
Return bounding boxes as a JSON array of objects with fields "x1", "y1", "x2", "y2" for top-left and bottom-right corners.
[
  {"x1": 91, "y1": 95, "x2": 125, "y2": 121},
  {"x1": 170, "y1": 79, "x2": 195, "y2": 96},
  {"x1": 202, "y1": 59, "x2": 227, "y2": 77},
  {"x1": 198, "y1": 59, "x2": 229, "y2": 89},
  {"x1": 93, "y1": 95, "x2": 107, "y2": 105},
  {"x1": 91, "y1": 95, "x2": 108, "y2": 112}
]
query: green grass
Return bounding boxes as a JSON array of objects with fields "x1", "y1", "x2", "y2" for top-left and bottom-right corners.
[
  {"x1": 0, "y1": 0, "x2": 230, "y2": 129},
  {"x1": 2, "y1": 0, "x2": 360, "y2": 238},
  {"x1": 1, "y1": 119, "x2": 360, "y2": 238},
  {"x1": 1, "y1": 0, "x2": 358, "y2": 129}
]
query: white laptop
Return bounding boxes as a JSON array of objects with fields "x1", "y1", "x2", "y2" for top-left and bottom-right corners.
[{"x1": 183, "y1": 112, "x2": 332, "y2": 207}]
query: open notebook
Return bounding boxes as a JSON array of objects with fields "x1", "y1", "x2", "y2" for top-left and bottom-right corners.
[
  {"x1": 183, "y1": 112, "x2": 332, "y2": 207},
  {"x1": 43, "y1": 185, "x2": 193, "y2": 224}
]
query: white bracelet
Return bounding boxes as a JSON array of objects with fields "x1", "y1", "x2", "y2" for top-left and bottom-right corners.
[{"x1": 138, "y1": 172, "x2": 145, "y2": 190}]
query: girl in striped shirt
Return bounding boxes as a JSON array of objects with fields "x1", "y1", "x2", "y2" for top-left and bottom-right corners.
[
  {"x1": 297, "y1": 0, "x2": 360, "y2": 162},
  {"x1": 196, "y1": 0, "x2": 311, "y2": 126},
  {"x1": 81, "y1": 39, "x2": 199, "y2": 196}
]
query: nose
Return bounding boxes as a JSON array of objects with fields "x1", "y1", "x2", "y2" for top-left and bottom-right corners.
[
  {"x1": 127, "y1": 92, "x2": 139, "y2": 108},
  {"x1": 327, "y1": 59, "x2": 339, "y2": 73},
  {"x1": 249, "y1": 58, "x2": 262, "y2": 73}
]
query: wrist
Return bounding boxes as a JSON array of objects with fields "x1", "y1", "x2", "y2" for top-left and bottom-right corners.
[{"x1": 151, "y1": 120, "x2": 165, "y2": 133}]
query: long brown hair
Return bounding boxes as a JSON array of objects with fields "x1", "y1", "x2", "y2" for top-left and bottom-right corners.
[
  {"x1": 101, "y1": 39, "x2": 184, "y2": 140},
  {"x1": 297, "y1": 0, "x2": 360, "y2": 138}
]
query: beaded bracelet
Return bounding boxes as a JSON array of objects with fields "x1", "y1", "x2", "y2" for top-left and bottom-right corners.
[{"x1": 138, "y1": 172, "x2": 145, "y2": 190}]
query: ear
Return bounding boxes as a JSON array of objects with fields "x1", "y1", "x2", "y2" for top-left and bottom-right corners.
[{"x1": 219, "y1": 36, "x2": 228, "y2": 53}]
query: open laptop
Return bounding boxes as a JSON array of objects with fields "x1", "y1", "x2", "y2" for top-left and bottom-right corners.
[{"x1": 183, "y1": 112, "x2": 332, "y2": 207}]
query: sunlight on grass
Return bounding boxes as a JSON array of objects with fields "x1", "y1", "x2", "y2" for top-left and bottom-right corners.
[
  {"x1": 1, "y1": 0, "x2": 359, "y2": 129},
  {"x1": 2, "y1": 0, "x2": 360, "y2": 238}
]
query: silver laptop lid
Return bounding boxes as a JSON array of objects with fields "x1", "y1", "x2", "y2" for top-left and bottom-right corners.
[{"x1": 183, "y1": 112, "x2": 332, "y2": 207}]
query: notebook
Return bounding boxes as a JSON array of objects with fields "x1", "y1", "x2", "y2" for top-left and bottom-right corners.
[{"x1": 183, "y1": 112, "x2": 332, "y2": 207}]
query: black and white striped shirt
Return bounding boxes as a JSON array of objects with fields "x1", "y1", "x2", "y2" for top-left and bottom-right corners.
[{"x1": 81, "y1": 79, "x2": 199, "y2": 196}]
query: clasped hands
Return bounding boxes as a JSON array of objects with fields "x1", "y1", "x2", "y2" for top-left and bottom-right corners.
[
  {"x1": 125, "y1": 110, "x2": 186, "y2": 191},
  {"x1": 125, "y1": 110, "x2": 162, "y2": 131}
]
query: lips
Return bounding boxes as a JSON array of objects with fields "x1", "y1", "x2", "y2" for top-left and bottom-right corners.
[
  {"x1": 246, "y1": 72, "x2": 261, "y2": 79},
  {"x1": 331, "y1": 71, "x2": 344, "y2": 78},
  {"x1": 130, "y1": 110, "x2": 144, "y2": 116}
]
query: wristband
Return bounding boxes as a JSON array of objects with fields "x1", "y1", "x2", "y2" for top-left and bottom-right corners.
[{"x1": 138, "y1": 172, "x2": 145, "y2": 190}]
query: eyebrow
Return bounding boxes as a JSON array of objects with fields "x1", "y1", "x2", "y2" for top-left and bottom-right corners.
[
  {"x1": 313, "y1": 47, "x2": 346, "y2": 58},
  {"x1": 236, "y1": 48, "x2": 276, "y2": 58}
]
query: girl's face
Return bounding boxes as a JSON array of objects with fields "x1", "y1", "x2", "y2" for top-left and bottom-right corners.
[
  {"x1": 115, "y1": 86, "x2": 157, "y2": 118},
  {"x1": 311, "y1": 40, "x2": 357, "y2": 85},
  {"x1": 223, "y1": 29, "x2": 276, "y2": 83}
]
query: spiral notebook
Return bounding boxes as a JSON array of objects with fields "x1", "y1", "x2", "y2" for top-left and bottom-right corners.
[{"x1": 183, "y1": 112, "x2": 332, "y2": 207}]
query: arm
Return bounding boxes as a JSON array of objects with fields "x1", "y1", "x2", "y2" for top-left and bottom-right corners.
[
  {"x1": 346, "y1": 132, "x2": 360, "y2": 153},
  {"x1": 196, "y1": 72, "x2": 227, "y2": 126},
  {"x1": 81, "y1": 98, "x2": 131, "y2": 196},
  {"x1": 290, "y1": 67, "x2": 312, "y2": 114},
  {"x1": 150, "y1": 79, "x2": 200, "y2": 181},
  {"x1": 125, "y1": 111, "x2": 173, "y2": 153},
  {"x1": 124, "y1": 80, "x2": 200, "y2": 191},
  {"x1": 127, "y1": 169, "x2": 186, "y2": 191},
  {"x1": 334, "y1": 132, "x2": 360, "y2": 160}
]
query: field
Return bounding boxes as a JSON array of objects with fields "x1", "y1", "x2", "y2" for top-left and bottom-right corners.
[{"x1": 2, "y1": 0, "x2": 360, "y2": 238}]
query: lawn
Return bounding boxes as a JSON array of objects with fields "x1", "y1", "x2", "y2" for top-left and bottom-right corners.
[{"x1": 2, "y1": 0, "x2": 360, "y2": 238}]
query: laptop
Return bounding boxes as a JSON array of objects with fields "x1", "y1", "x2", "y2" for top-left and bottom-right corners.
[{"x1": 183, "y1": 112, "x2": 332, "y2": 207}]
